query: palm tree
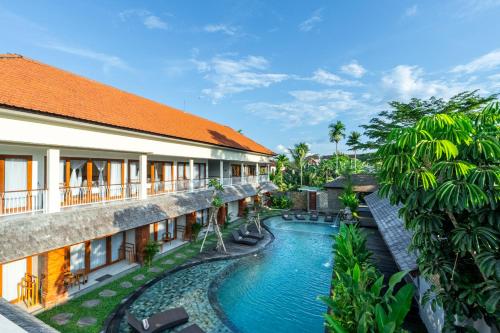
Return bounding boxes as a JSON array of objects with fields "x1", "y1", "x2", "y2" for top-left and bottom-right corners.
[
  {"x1": 274, "y1": 154, "x2": 289, "y2": 185},
  {"x1": 346, "y1": 131, "x2": 362, "y2": 171},
  {"x1": 289, "y1": 142, "x2": 309, "y2": 186},
  {"x1": 329, "y1": 121, "x2": 346, "y2": 174}
]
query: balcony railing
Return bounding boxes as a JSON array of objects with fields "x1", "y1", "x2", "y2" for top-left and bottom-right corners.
[
  {"x1": 0, "y1": 175, "x2": 271, "y2": 217},
  {"x1": 0, "y1": 189, "x2": 46, "y2": 216},
  {"x1": 60, "y1": 184, "x2": 139, "y2": 207}
]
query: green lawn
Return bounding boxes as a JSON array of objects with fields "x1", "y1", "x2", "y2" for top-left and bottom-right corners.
[{"x1": 36, "y1": 211, "x2": 280, "y2": 333}]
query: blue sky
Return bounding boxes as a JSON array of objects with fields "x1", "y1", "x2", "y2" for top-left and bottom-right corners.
[{"x1": 1, "y1": 1, "x2": 499, "y2": 155}]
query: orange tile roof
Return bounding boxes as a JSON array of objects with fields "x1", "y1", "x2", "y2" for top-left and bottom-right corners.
[{"x1": 0, "y1": 54, "x2": 274, "y2": 156}]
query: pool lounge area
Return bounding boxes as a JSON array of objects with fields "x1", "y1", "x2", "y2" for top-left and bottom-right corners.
[{"x1": 111, "y1": 215, "x2": 337, "y2": 333}]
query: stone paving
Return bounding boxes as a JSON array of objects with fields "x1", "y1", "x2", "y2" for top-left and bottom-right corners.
[
  {"x1": 162, "y1": 259, "x2": 175, "y2": 265},
  {"x1": 120, "y1": 281, "x2": 133, "y2": 288},
  {"x1": 82, "y1": 299, "x2": 101, "y2": 308},
  {"x1": 99, "y1": 289, "x2": 117, "y2": 298},
  {"x1": 51, "y1": 313, "x2": 73, "y2": 325},
  {"x1": 115, "y1": 223, "x2": 273, "y2": 333},
  {"x1": 77, "y1": 316, "x2": 97, "y2": 327},
  {"x1": 132, "y1": 274, "x2": 145, "y2": 281},
  {"x1": 148, "y1": 266, "x2": 162, "y2": 273}
]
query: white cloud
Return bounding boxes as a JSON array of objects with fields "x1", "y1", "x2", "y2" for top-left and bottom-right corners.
[
  {"x1": 246, "y1": 89, "x2": 361, "y2": 127},
  {"x1": 40, "y1": 42, "x2": 130, "y2": 72},
  {"x1": 404, "y1": 5, "x2": 418, "y2": 17},
  {"x1": 119, "y1": 9, "x2": 168, "y2": 30},
  {"x1": 340, "y1": 61, "x2": 366, "y2": 78},
  {"x1": 451, "y1": 49, "x2": 500, "y2": 74},
  {"x1": 299, "y1": 9, "x2": 323, "y2": 32},
  {"x1": 194, "y1": 55, "x2": 289, "y2": 102},
  {"x1": 276, "y1": 144, "x2": 289, "y2": 154},
  {"x1": 204, "y1": 24, "x2": 238, "y2": 36},
  {"x1": 310, "y1": 69, "x2": 359, "y2": 86}
]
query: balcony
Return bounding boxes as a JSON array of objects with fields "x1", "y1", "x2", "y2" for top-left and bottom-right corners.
[{"x1": 0, "y1": 175, "x2": 270, "y2": 217}]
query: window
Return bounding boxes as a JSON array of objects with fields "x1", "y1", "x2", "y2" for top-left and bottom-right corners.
[
  {"x1": 0, "y1": 156, "x2": 31, "y2": 212},
  {"x1": 129, "y1": 161, "x2": 140, "y2": 183},
  {"x1": 70, "y1": 243, "x2": 85, "y2": 272},
  {"x1": 90, "y1": 238, "x2": 106, "y2": 269}
]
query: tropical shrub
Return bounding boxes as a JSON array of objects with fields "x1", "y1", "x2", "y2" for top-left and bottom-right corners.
[
  {"x1": 143, "y1": 240, "x2": 160, "y2": 267},
  {"x1": 269, "y1": 194, "x2": 293, "y2": 209},
  {"x1": 377, "y1": 102, "x2": 500, "y2": 329},
  {"x1": 322, "y1": 224, "x2": 415, "y2": 332},
  {"x1": 191, "y1": 223, "x2": 203, "y2": 241},
  {"x1": 338, "y1": 192, "x2": 359, "y2": 213}
]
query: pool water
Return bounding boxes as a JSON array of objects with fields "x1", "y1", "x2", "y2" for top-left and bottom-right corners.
[{"x1": 216, "y1": 217, "x2": 336, "y2": 333}]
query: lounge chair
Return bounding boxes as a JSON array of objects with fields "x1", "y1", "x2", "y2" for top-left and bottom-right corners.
[
  {"x1": 309, "y1": 211, "x2": 319, "y2": 221},
  {"x1": 126, "y1": 307, "x2": 189, "y2": 333},
  {"x1": 239, "y1": 225, "x2": 264, "y2": 240},
  {"x1": 282, "y1": 213, "x2": 293, "y2": 220},
  {"x1": 295, "y1": 213, "x2": 306, "y2": 220},
  {"x1": 325, "y1": 214, "x2": 334, "y2": 223},
  {"x1": 178, "y1": 324, "x2": 205, "y2": 333},
  {"x1": 231, "y1": 230, "x2": 258, "y2": 246}
]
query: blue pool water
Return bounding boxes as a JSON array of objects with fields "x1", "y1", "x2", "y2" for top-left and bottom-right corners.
[{"x1": 216, "y1": 217, "x2": 336, "y2": 333}]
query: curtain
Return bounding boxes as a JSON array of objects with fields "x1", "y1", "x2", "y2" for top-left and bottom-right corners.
[
  {"x1": 157, "y1": 220, "x2": 166, "y2": 241},
  {"x1": 90, "y1": 238, "x2": 106, "y2": 269},
  {"x1": 1, "y1": 258, "x2": 27, "y2": 301},
  {"x1": 149, "y1": 223, "x2": 156, "y2": 240},
  {"x1": 70, "y1": 243, "x2": 85, "y2": 272},
  {"x1": 168, "y1": 219, "x2": 175, "y2": 239},
  {"x1": 154, "y1": 162, "x2": 162, "y2": 191},
  {"x1": 93, "y1": 160, "x2": 106, "y2": 196},
  {"x1": 4, "y1": 158, "x2": 27, "y2": 208},
  {"x1": 110, "y1": 161, "x2": 122, "y2": 196},
  {"x1": 129, "y1": 162, "x2": 139, "y2": 196},
  {"x1": 70, "y1": 160, "x2": 86, "y2": 196},
  {"x1": 111, "y1": 233, "x2": 123, "y2": 261},
  {"x1": 59, "y1": 160, "x2": 65, "y2": 187}
]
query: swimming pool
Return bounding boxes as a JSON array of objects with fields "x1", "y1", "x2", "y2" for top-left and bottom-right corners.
[
  {"x1": 216, "y1": 217, "x2": 336, "y2": 333},
  {"x1": 118, "y1": 216, "x2": 336, "y2": 333}
]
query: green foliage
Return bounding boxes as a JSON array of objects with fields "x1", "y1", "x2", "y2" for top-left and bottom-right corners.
[
  {"x1": 339, "y1": 192, "x2": 360, "y2": 212},
  {"x1": 289, "y1": 142, "x2": 310, "y2": 186},
  {"x1": 377, "y1": 101, "x2": 500, "y2": 329},
  {"x1": 191, "y1": 223, "x2": 203, "y2": 241},
  {"x1": 269, "y1": 194, "x2": 293, "y2": 209},
  {"x1": 360, "y1": 91, "x2": 497, "y2": 151},
  {"x1": 329, "y1": 121, "x2": 346, "y2": 172},
  {"x1": 143, "y1": 240, "x2": 160, "y2": 267},
  {"x1": 322, "y1": 224, "x2": 415, "y2": 332}
]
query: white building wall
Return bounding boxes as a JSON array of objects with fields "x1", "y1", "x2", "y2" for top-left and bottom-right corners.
[{"x1": 0, "y1": 108, "x2": 271, "y2": 164}]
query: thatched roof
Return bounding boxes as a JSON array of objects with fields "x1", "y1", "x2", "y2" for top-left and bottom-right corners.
[{"x1": 324, "y1": 174, "x2": 378, "y2": 193}]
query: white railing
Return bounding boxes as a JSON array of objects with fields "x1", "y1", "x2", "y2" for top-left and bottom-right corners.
[
  {"x1": 60, "y1": 184, "x2": 138, "y2": 207},
  {"x1": 259, "y1": 174, "x2": 269, "y2": 183},
  {"x1": 0, "y1": 189, "x2": 46, "y2": 216}
]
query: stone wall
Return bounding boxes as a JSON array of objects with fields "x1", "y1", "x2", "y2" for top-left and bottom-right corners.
[
  {"x1": 317, "y1": 191, "x2": 329, "y2": 212},
  {"x1": 288, "y1": 191, "x2": 307, "y2": 210},
  {"x1": 327, "y1": 188, "x2": 343, "y2": 213}
]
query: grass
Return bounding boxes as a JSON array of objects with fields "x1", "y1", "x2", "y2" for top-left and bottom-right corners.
[
  {"x1": 36, "y1": 210, "x2": 282, "y2": 333},
  {"x1": 36, "y1": 219, "x2": 248, "y2": 333}
]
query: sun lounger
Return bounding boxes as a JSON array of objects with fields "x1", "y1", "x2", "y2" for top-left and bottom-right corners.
[
  {"x1": 239, "y1": 225, "x2": 264, "y2": 240},
  {"x1": 178, "y1": 324, "x2": 205, "y2": 333},
  {"x1": 126, "y1": 307, "x2": 189, "y2": 333},
  {"x1": 231, "y1": 230, "x2": 258, "y2": 246},
  {"x1": 295, "y1": 214, "x2": 306, "y2": 220},
  {"x1": 309, "y1": 212, "x2": 319, "y2": 221},
  {"x1": 325, "y1": 214, "x2": 334, "y2": 223},
  {"x1": 282, "y1": 213, "x2": 293, "y2": 220}
]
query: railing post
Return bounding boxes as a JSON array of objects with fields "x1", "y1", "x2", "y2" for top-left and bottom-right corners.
[
  {"x1": 173, "y1": 161, "x2": 177, "y2": 192},
  {"x1": 189, "y1": 159, "x2": 194, "y2": 192},
  {"x1": 46, "y1": 149, "x2": 61, "y2": 213},
  {"x1": 139, "y1": 154, "x2": 148, "y2": 200},
  {"x1": 219, "y1": 160, "x2": 224, "y2": 185},
  {"x1": 256, "y1": 162, "x2": 260, "y2": 184}
]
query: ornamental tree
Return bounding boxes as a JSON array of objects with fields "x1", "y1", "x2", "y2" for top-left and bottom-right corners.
[{"x1": 377, "y1": 102, "x2": 499, "y2": 329}]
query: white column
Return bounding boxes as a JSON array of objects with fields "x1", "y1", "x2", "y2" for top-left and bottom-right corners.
[
  {"x1": 139, "y1": 154, "x2": 148, "y2": 200},
  {"x1": 256, "y1": 163, "x2": 260, "y2": 183},
  {"x1": 241, "y1": 162, "x2": 245, "y2": 184},
  {"x1": 46, "y1": 149, "x2": 60, "y2": 213},
  {"x1": 173, "y1": 161, "x2": 177, "y2": 192},
  {"x1": 219, "y1": 160, "x2": 224, "y2": 184},
  {"x1": 189, "y1": 159, "x2": 194, "y2": 191}
]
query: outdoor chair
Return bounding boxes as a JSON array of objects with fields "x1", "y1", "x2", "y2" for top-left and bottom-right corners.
[
  {"x1": 231, "y1": 230, "x2": 258, "y2": 246},
  {"x1": 282, "y1": 213, "x2": 293, "y2": 220},
  {"x1": 178, "y1": 324, "x2": 205, "y2": 333},
  {"x1": 126, "y1": 307, "x2": 189, "y2": 333},
  {"x1": 295, "y1": 213, "x2": 306, "y2": 220},
  {"x1": 325, "y1": 214, "x2": 334, "y2": 223},
  {"x1": 309, "y1": 211, "x2": 319, "y2": 221},
  {"x1": 238, "y1": 225, "x2": 264, "y2": 240}
]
